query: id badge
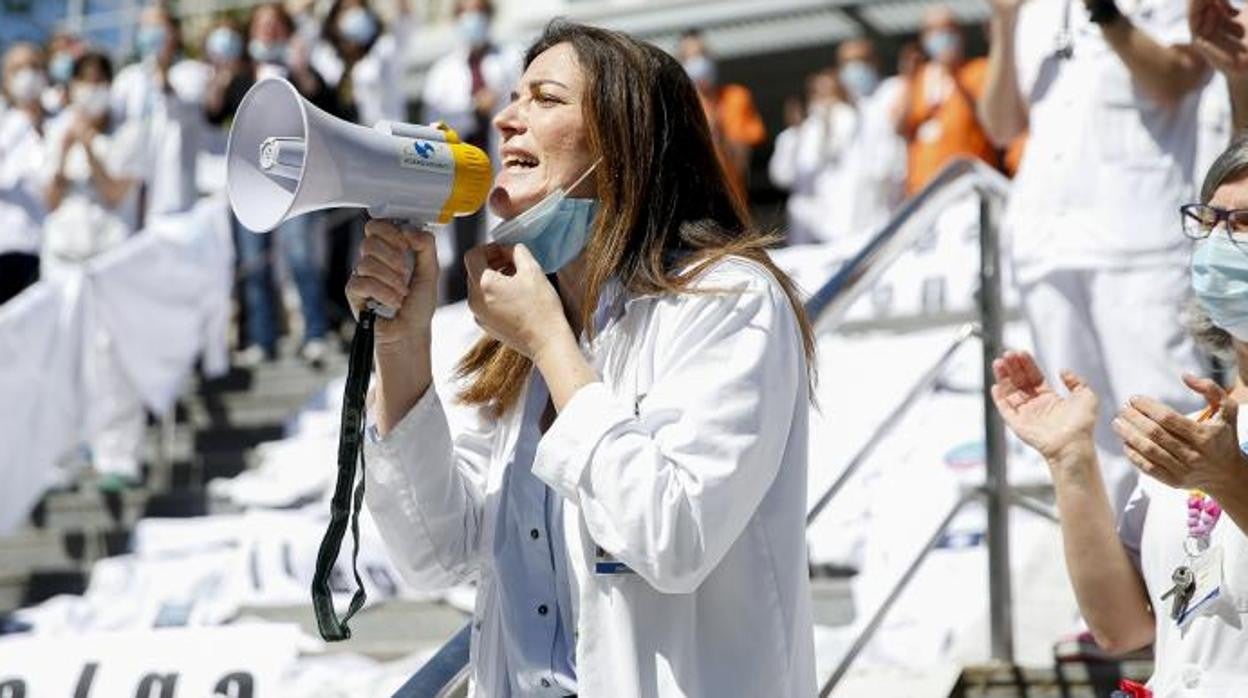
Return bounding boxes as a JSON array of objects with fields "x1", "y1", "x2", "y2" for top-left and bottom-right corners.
[
  {"x1": 1177, "y1": 546, "x2": 1224, "y2": 629},
  {"x1": 594, "y1": 546, "x2": 634, "y2": 575}
]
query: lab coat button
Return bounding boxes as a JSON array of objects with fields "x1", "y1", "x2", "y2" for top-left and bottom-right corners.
[{"x1": 538, "y1": 604, "x2": 549, "y2": 616}]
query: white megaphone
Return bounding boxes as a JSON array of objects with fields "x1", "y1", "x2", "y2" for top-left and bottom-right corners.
[{"x1": 226, "y1": 77, "x2": 492, "y2": 315}]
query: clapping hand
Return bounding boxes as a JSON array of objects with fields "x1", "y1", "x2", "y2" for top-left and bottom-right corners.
[
  {"x1": 1191, "y1": 0, "x2": 1248, "y2": 76},
  {"x1": 991, "y1": 350, "x2": 1099, "y2": 463},
  {"x1": 1113, "y1": 374, "x2": 1248, "y2": 492}
]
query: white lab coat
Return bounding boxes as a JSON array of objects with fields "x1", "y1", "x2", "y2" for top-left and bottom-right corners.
[
  {"x1": 768, "y1": 101, "x2": 857, "y2": 246},
  {"x1": 421, "y1": 44, "x2": 521, "y2": 151},
  {"x1": 40, "y1": 117, "x2": 147, "y2": 269},
  {"x1": 1118, "y1": 413, "x2": 1248, "y2": 697},
  {"x1": 0, "y1": 196, "x2": 234, "y2": 527},
  {"x1": 110, "y1": 60, "x2": 206, "y2": 219},
  {"x1": 365, "y1": 257, "x2": 817, "y2": 697},
  {"x1": 840, "y1": 77, "x2": 907, "y2": 238},
  {"x1": 312, "y1": 17, "x2": 414, "y2": 127},
  {"x1": 0, "y1": 109, "x2": 47, "y2": 255},
  {"x1": 1006, "y1": 0, "x2": 1207, "y2": 509},
  {"x1": 0, "y1": 279, "x2": 85, "y2": 534}
]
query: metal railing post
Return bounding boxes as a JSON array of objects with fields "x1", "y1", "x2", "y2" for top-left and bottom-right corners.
[{"x1": 977, "y1": 188, "x2": 1014, "y2": 664}]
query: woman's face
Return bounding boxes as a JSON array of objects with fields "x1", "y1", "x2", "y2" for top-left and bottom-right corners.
[
  {"x1": 1210, "y1": 175, "x2": 1248, "y2": 212},
  {"x1": 252, "y1": 8, "x2": 290, "y2": 43},
  {"x1": 489, "y1": 42, "x2": 595, "y2": 221}
]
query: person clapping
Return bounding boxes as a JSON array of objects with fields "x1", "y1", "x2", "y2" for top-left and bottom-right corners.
[{"x1": 991, "y1": 139, "x2": 1248, "y2": 696}]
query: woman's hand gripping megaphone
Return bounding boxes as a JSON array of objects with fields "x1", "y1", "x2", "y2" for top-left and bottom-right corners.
[{"x1": 346, "y1": 220, "x2": 440, "y2": 351}]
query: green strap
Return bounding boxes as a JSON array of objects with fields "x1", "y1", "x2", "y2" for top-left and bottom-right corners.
[{"x1": 311, "y1": 309, "x2": 375, "y2": 641}]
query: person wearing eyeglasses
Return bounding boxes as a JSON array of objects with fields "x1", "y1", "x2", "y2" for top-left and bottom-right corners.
[
  {"x1": 980, "y1": 0, "x2": 1211, "y2": 514},
  {"x1": 991, "y1": 137, "x2": 1248, "y2": 696}
]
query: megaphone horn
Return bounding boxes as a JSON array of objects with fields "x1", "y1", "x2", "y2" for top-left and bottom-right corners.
[{"x1": 226, "y1": 76, "x2": 491, "y2": 235}]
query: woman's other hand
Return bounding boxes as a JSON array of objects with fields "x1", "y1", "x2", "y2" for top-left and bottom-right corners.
[
  {"x1": 991, "y1": 350, "x2": 1099, "y2": 463},
  {"x1": 1190, "y1": 0, "x2": 1248, "y2": 77},
  {"x1": 1113, "y1": 374, "x2": 1248, "y2": 493},
  {"x1": 346, "y1": 219, "x2": 438, "y2": 352},
  {"x1": 465, "y1": 243, "x2": 571, "y2": 361}
]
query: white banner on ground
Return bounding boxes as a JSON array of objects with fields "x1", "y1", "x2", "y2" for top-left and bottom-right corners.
[{"x1": 0, "y1": 623, "x2": 300, "y2": 697}]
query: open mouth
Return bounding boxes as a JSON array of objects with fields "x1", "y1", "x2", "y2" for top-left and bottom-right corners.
[{"x1": 503, "y1": 155, "x2": 539, "y2": 171}]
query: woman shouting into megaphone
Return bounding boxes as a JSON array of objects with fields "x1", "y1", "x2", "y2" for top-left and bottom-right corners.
[{"x1": 347, "y1": 21, "x2": 817, "y2": 697}]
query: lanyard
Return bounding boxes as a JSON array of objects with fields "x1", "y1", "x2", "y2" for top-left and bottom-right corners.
[{"x1": 1185, "y1": 406, "x2": 1224, "y2": 552}]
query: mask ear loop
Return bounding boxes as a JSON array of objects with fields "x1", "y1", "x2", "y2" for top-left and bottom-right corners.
[{"x1": 564, "y1": 157, "x2": 603, "y2": 198}]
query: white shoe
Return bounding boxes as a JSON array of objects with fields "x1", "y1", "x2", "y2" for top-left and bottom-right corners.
[
  {"x1": 300, "y1": 338, "x2": 329, "y2": 368},
  {"x1": 234, "y1": 344, "x2": 270, "y2": 368}
]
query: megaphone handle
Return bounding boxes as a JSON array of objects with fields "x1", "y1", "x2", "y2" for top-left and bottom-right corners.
[{"x1": 365, "y1": 219, "x2": 420, "y2": 319}]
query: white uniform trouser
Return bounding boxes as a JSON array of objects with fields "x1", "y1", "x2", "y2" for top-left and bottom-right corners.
[
  {"x1": 1020, "y1": 263, "x2": 1206, "y2": 512},
  {"x1": 88, "y1": 329, "x2": 146, "y2": 480}
]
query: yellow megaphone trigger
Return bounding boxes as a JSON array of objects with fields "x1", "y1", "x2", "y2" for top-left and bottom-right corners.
[{"x1": 438, "y1": 139, "x2": 493, "y2": 224}]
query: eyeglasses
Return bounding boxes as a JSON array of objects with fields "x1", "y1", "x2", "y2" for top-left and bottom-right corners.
[{"x1": 1180, "y1": 204, "x2": 1248, "y2": 248}]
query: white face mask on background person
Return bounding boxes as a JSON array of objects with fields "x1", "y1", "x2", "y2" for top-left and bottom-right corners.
[
  {"x1": 457, "y1": 11, "x2": 490, "y2": 48},
  {"x1": 682, "y1": 55, "x2": 717, "y2": 86},
  {"x1": 6, "y1": 68, "x2": 47, "y2": 106},
  {"x1": 49, "y1": 52, "x2": 74, "y2": 84},
  {"x1": 71, "y1": 83, "x2": 111, "y2": 120},
  {"x1": 922, "y1": 29, "x2": 960, "y2": 60},
  {"x1": 137, "y1": 25, "x2": 168, "y2": 60},
  {"x1": 337, "y1": 7, "x2": 379, "y2": 46},
  {"x1": 248, "y1": 39, "x2": 288, "y2": 65},
  {"x1": 206, "y1": 28, "x2": 244, "y2": 62},
  {"x1": 839, "y1": 61, "x2": 880, "y2": 100}
]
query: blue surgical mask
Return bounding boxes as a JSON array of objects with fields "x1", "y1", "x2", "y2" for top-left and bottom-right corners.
[
  {"x1": 137, "y1": 25, "x2": 168, "y2": 59},
  {"x1": 1192, "y1": 235, "x2": 1248, "y2": 341},
  {"x1": 207, "y1": 28, "x2": 243, "y2": 61},
  {"x1": 457, "y1": 11, "x2": 490, "y2": 48},
  {"x1": 682, "y1": 55, "x2": 717, "y2": 86},
  {"x1": 491, "y1": 161, "x2": 601, "y2": 273},
  {"x1": 338, "y1": 7, "x2": 379, "y2": 46},
  {"x1": 49, "y1": 52, "x2": 74, "y2": 84},
  {"x1": 923, "y1": 30, "x2": 960, "y2": 60},
  {"x1": 839, "y1": 61, "x2": 879, "y2": 100},
  {"x1": 249, "y1": 39, "x2": 288, "y2": 65}
]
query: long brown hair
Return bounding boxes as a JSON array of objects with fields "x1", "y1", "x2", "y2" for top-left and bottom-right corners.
[{"x1": 457, "y1": 21, "x2": 816, "y2": 413}]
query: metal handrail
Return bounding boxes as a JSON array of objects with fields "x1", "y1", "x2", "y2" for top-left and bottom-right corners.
[
  {"x1": 805, "y1": 324, "x2": 978, "y2": 526},
  {"x1": 400, "y1": 158, "x2": 1016, "y2": 698},
  {"x1": 392, "y1": 623, "x2": 472, "y2": 698},
  {"x1": 820, "y1": 490, "x2": 979, "y2": 696},
  {"x1": 803, "y1": 158, "x2": 1011, "y2": 327},
  {"x1": 806, "y1": 159, "x2": 1022, "y2": 695}
]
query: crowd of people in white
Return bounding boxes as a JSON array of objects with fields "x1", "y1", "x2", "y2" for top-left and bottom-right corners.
[{"x1": 3, "y1": 0, "x2": 1248, "y2": 694}]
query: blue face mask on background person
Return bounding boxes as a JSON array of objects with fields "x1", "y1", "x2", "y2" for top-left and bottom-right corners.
[
  {"x1": 491, "y1": 160, "x2": 601, "y2": 273},
  {"x1": 137, "y1": 25, "x2": 167, "y2": 59},
  {"x1": 249, "y1": 39, "x2": 288, "y2": 65},
  {"x1": 923, "y1": 30, "x2": 959, "y2": 59},
  {"x1": 206, "y1": 28, "x2": 243, "y2": 62},
  {"x1": 338, "y1": 7, "x2": 379, "y2": 46},
  {"x1": 682, "y1": 55, "x2": 717, "y2": 86},
  {"x1": 1192, "y1": 234, "x2": 1248, "y2": 341},
  {"x1": 458, "y1": 11, "x2": 490, "y2": 48},
  {"x1": 839, "y1": 61, "x2": 880, "y2": 100},
  {"x1": 49, "y1": 52, "x2": 74, "y2": 84}
]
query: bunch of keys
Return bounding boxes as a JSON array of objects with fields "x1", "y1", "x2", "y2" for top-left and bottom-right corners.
[{"x1": 1160, "y1": 565, "x2": 1196, "y2": 620}]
